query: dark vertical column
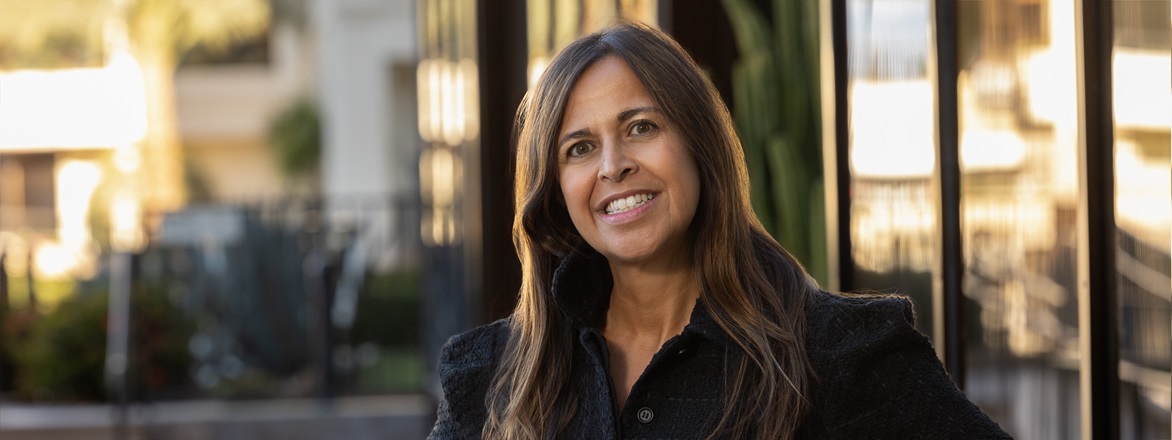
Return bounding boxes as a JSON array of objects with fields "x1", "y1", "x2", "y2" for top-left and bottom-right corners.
[
  {"x1": 667, "y1": 0, "x2": 737, "y2": 108},
  {"x1": 932, "y1": 0, "x2": 964, "y2": 387},
  {"x1": 0, "y1": 252, "x2": 7, "y2": 310},
  {"x1": 477, "y1": 0, "x2": 527, "y2": 323},
  {"x1": 657, "y1": 0, "x2": 673, "y2": 33},
  {"x1": 0, "y1": 251, "x2": 7, "y2": 393},
  {"x1": 827, "y1": 0, "x2": 853, "y2": 292},
  {"x1": 1075, "y1": 0, "x2": 1118, "y2": 438},
  {"x1": 105, "y1": 251, "x2": 134, "y2": 439}
]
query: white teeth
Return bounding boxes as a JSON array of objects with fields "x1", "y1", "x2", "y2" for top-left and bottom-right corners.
[{"x1": 605, "y1": 193, "x2": 655, "y2": 215}]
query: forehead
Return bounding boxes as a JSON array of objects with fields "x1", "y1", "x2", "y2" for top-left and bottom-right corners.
[{"x1": 559, "y1": 56, "x2": 655, "y2": 133}]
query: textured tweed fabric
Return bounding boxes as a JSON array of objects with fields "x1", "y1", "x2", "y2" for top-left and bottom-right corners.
[{"x1": 429, "y1": 251, "x2": 1011, "y2": 439}]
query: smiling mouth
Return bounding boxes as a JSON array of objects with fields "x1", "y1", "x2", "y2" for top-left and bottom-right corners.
[{"x1": 604, "y1": 193, "x2": 656, "y2": 215}]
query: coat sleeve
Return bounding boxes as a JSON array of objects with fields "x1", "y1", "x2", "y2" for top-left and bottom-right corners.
[
  {"x1": 804, "y1": 293, "x2": 1012, "y2": 439},
  {"x1": 428, "y1": 319, "x2": 509, "y2": 440}
]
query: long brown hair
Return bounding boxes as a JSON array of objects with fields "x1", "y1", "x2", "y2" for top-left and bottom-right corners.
[{"x1": 485, "y1": 21, "x2": 818, "y2": 439}]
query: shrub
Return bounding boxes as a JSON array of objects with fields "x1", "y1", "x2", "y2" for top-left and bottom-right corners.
[{"x1": 11, "y1": 283, "x2": 195, "y2": 402}]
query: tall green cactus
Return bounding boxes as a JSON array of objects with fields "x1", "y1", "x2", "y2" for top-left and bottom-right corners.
[{"x1": 722, "y1": 0, "x2": 827, "y2": 285}]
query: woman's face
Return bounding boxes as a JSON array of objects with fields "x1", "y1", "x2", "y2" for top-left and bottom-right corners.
[{"x1": 556, "y1": 55, "x2": 701, "y2": 265}]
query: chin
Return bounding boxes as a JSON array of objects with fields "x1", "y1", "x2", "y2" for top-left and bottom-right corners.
[
  {"x1": 600, "y1": 250, "x2": 655, "y2": 265},
  {"x1": 593, "y1": 239, "x2": 674, "y2": 265}
]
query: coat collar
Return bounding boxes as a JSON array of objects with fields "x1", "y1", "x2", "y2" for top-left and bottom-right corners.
[{"x1": 549, "y1": 247, "x2": 731, "y2": 347}]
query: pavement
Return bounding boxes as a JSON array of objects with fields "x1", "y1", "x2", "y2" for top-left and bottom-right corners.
[{"x1": 0, "y1": 394, "x2": 435, "y2": 440}]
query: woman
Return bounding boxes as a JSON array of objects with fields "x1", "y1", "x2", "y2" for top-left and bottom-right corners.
[{"x1": 430, "y1": 22, "x2": 1009, "y2": 439}]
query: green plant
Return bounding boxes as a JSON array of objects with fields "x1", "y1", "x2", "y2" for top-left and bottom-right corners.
[
  {"x1": 352, "y1": 269, "x2": 421, "y2": 349},
  {"x1": 345, "y1": 269, "x2": 423, "y2": 393},
  {"x1": 723, "y1": 0, "x2": 828, "y2": 285},
  {"x1": 11, "y1": 283, "x2": 195, "y2": 402},
  {"x1": 0, "y1": 305, "x2": 37, "y2": 393},
  {"x1": 268, "y1": 97, "x2": 322, "y2": 178},
  {"x1": 12, "y1": 290, "x2": 108, "y2": 401}
]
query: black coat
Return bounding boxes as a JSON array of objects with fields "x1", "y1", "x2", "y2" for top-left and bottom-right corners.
[{"x1": 429, "y1": 251, "x2": 1011, "y2": 439}]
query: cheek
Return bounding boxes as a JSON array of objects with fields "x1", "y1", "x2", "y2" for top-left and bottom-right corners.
[
  {"x1": 679, "y1": 158, "x2": 703, "y2": 215},
  {"x1": 558, "y1": 168, "x2": 594, "y2": 217},
  {"x1": 558, "y1": 177, "x2": 596, "y2": 241}
]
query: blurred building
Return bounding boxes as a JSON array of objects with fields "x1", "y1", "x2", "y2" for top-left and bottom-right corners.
[
  {"x1": 0, "y1": 0, "x2": 421, "y2": 279},
  {"x1": 0, "y1": 1, "x2": 1166, "y2": 439},
  {"x1": 0, "y1": 1, "x2": 428, "y2": 436}
]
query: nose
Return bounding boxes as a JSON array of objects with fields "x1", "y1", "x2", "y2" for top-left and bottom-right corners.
[{"x1": 598, "y1": 141, "x2": 637, "y2": 182}]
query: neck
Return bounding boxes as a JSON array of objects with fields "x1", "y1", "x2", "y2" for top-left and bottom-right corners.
[{"x1": 604, "y1": 253, "x2": 700, "y2": 343}]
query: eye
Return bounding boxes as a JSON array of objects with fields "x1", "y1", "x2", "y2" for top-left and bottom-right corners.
[
  {"x1": 629, "y1": 120, "x2": 657, "y2": 136},
  {"x1": 567, "y1": 142, "x2": 594, "y2": 158}
]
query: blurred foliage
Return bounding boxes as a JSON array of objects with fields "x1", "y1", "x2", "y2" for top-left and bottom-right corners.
[
  {"x1": 0, "y1": 304, "x2": 37, "y2": 394},
  {"x1": 183, "y1": 156, "x2": 215, "y2": 203},
  {"x1": 124, "y1": 0, "x2": 271, "y2": 61},
  {"x1": 359, "y1": 349, "x2": 424, "y2": 393},
  {"x1": 0, "y1": 0, "x2": 271, "y2": 70},
  {"x1": 0, "y1": 277, "x2": 76, "y2": 310},
  {"x1": 200, "y1": 367, "x2": 289, "y2": 400},
  {"x1": 268, "y1": 97, "x2": 322, "y2": 179},
  {"x1": 179, "y1": 31, "x2": 270, "y2": 66},
  {"x1": 11, "y1": 290, "x2": 109, "y2": 401},
  {"x1": 352, "y1": 269, "x2": 420, "y2": 348},
  {"x1": 35, "y1": 279, "x2": 79, "y2": 309},
  {"x1": 2, "y1": 228, "x2": 423, "y2": 400},
  {"x1": 0, "y1": 0, "x2": 107, "y2": 68},
  {"x1": 8, "y1": 280, "x2": 195, "y2": 402},
  {"x1": 348, "y1": 269, "x2": 423, "y2": 392},
  {"x1": 723, "y1": 0, "x2": 828, "y2": 285},
  {"x1": 271, "y1": 0, "x2": 310, "y2": 31}
]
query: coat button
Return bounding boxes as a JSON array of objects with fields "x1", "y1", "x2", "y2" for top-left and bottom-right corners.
[{"x1": 637, "y1": 407, "x2": 654, "y2": 424}]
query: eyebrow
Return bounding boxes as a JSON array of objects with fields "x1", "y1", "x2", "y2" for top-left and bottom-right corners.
[
  {"x1": 617, "y1": 106, "x2": 659, "y2": 122},
  {"x1": 557, "y1": 106, "x2": 662, "y2": 149},
  {"x1": 557, "y1": 128, "x2": 593, "y2": 150}
]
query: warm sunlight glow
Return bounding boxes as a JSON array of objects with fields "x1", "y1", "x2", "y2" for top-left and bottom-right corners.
[
  {"x1": 960, "y1": 130, "x2": 1028, "y2": 172},
  {"x1": 55, "y1": 160, "x2": 102, "y2": 254},
  {"x1": 33, "y1": 242, "x2": 79, "y2": 279},
  {"x1": 529, "y1": 56, "x2": 548, "y2": 89},
  {"x1": 418, "y1": 145, "x2": 463, "y2": 247},
  {"x1": 1021, "y1": 49, "x2": 1078, "y2": 128},
  {"x1": 1115, "y1": 140, "x2": 1172, "y2": 251},
  {"x1": 418, "y1": 58, "x2": 479, "y2": 146},
  {"x1": 461, "y1": 58, "x2": 480, "y2": 142},
  {"x1": 0, "y1": 231, "x2": 29, "y2": 276},
  {"x1": 418, "y1": 59, "x2": 435, "y2": 142},
  {"x1": 30, "y1": 160, "x2": 103, "y2": 281},
  {"x1": 416, "y1": 56, "x2": 475, "y2": 247},
  {"x1": 1022, "y1": 0, "x2": 1076, "y2": 129},
  {"x1": 441, "y1": 60, "x2": 461, "y2": 146},
  {"x1": 426, "y1": 147, "x2": 456, "y2": 207},
  {"x1": 1113, "y1": 48, "x2": 1172, "y2": 131},
  {"x1": 850, "y1": 183, "x2": 936, "y2": 273},
  {"x1": 0, "y1": 51, "x2": 147, "y2": 151},
  {"x1": 850, "y1": 80, "x2": 937, "y2": 179},
  {"x1": 110, "y1": 191, "x2": 145, "y2": 252}
]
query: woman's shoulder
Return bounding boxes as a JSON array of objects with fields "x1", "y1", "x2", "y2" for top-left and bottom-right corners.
[
  {"x1": 802, "y1": 290, "x2": 928, "y2": 383},
  {"x1": 430, "y1": 318, "x2": 512, "y2": 439},
  {"x1": 437, "y1": 317, "x2": 512, "y2": 381},
  {"x1": 804, "y1": 289, "x2": 917, "y2": 347},
  {"x1": 800, "y1": 291, "x2": 1011, "y2": 438}
]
